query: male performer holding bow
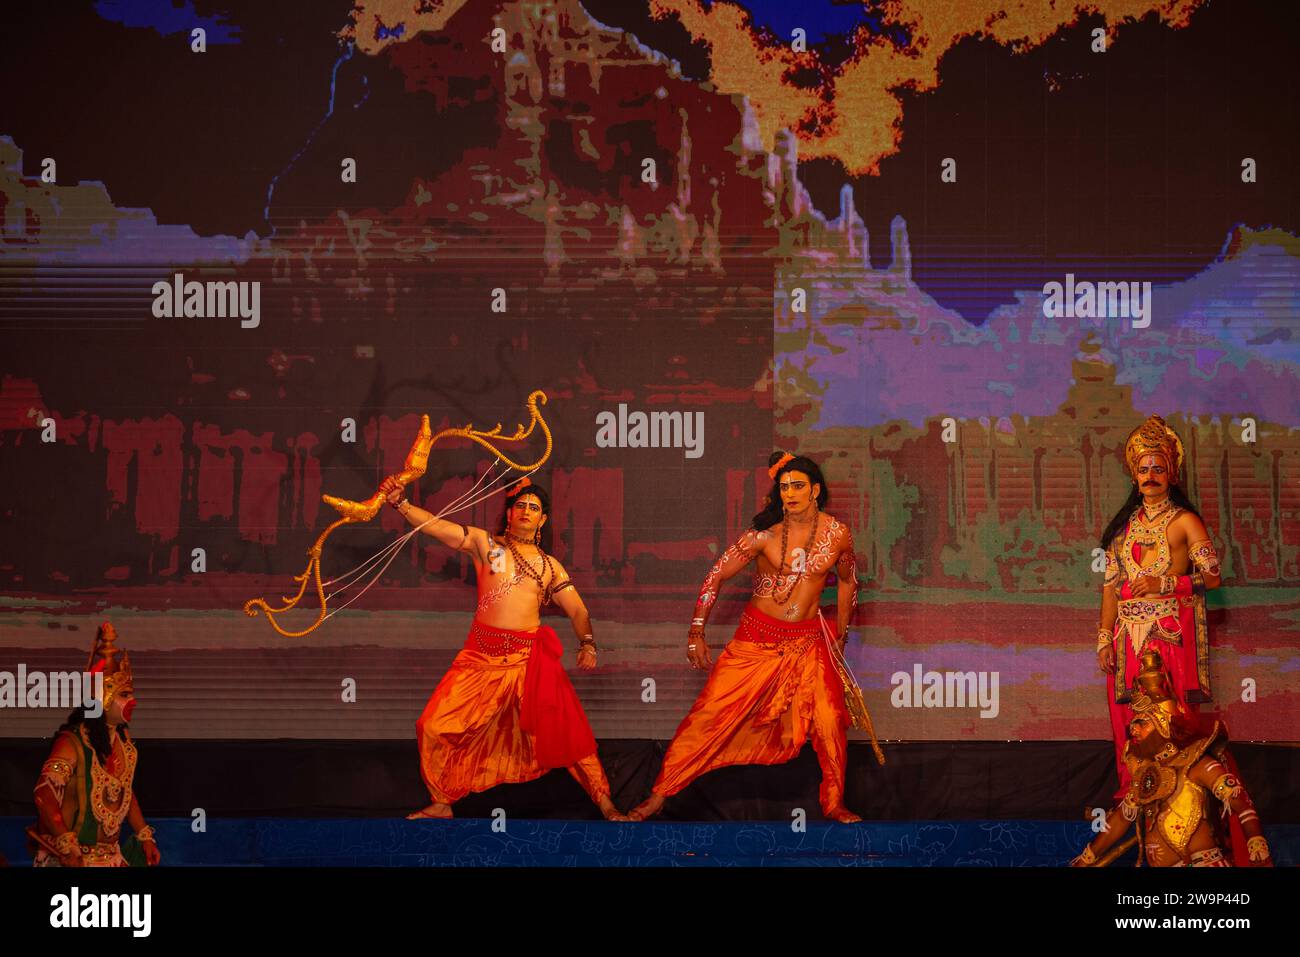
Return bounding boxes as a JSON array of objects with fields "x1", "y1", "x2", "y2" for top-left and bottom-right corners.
[
  {"x1": 385, "y1": 476, "x2": 626, "y2": 821},
  {"x1": 1096, "y1": 414, "x2": 1222, "y2": 797},
  {"x1": 629, "y1": 451, "x2": 865, "y2": 823},
  {"x1": 31, "y1": 623, "x2": 161, "y2": 867}
]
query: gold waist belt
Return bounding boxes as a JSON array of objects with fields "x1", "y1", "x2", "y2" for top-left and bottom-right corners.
[
  {"x1": 1118, "y1": 596, "x2": 1179, "y2": 624},
  {"x1": 81, "y1": 841, "x2": 125, "y2": 864}
]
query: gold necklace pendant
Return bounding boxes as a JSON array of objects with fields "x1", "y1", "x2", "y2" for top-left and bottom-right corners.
[{"x1": 1141, "y1": 497, "x2": 1173, "y2": 521}]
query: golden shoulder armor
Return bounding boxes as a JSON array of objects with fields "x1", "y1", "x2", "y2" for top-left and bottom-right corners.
[{"x1": 1132, "y1": 760, "x2": 1178, "y2": 806}]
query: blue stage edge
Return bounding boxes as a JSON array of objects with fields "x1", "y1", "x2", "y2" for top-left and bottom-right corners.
[{"x1": 2, "y1": 819, "x2": 1296, "y2": 867}]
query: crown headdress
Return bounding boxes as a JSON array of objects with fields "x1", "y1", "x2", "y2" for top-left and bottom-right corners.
[
  {"x1": 1128, "y1": 648, "x2": 1180, "y2": 739},
  {"x1": 86, "y1": 621, "x2": 133, "y2": 712},
  {"x1": 1124, "y1": 414, "x2": 1184, "y2": 481}
]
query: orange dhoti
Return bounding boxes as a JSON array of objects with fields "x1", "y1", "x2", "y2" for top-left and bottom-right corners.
[
  {"x1": 652, "y1": 606, "x2": 849, "y2": 814},
  {"x1": 415, "y1": 619, "x2": 610, "y2": 806}
]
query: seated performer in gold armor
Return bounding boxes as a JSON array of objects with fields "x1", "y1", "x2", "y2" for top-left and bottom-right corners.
[
  {"x1": 30, "y1": 623, "x2": 161, "y2": 867},
  {"x1": 1073, "y1": 649, "x2": 1271, "y2": 868}
]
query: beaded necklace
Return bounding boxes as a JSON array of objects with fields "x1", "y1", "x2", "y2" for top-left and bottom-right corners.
[
  {"x1": 480, "y1": 535, "x2": 556, "y2": 608},
  {"x1": 772, "y1": 506, "x2": 820, "y2": 606}
]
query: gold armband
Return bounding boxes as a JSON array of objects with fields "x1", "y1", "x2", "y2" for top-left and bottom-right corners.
[
  {"x1": 39, "y1": 758, "x2": 72, "y2": 783},
  {"x1": 1188, "y1": 540, "x2": 1220, "y2": 578},
  {"x1": 35, "y1": 758, "x2": 73, "y2": 800},
  {"x1": 1211, "y1": 773, "x2": 1242, "y2": 804},
  {"x1": 1246, "y1": 836, "x2": 1269, "y2": 861},
  {"x1": 1103, "y1": 551, "x2": 1120, "y2": 588}
]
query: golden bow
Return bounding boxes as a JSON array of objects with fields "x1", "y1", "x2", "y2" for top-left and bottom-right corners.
[{"x1": 244, "y1": 390, "x2": 553, "y2": 637}]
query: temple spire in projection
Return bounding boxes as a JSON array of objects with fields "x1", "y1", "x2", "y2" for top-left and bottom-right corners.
[{"x1": 890, "y1": 215, "x2": 911, "y2": 282}]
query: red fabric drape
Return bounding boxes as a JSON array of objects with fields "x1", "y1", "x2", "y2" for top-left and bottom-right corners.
[{"x1": 520, "y1": 626, "x2": 597, "y2": 769}]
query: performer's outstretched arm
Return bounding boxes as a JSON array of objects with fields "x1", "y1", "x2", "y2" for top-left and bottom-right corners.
[
  {"x1": 548, "y1": 559, "x2": 597, "y2": 671},
  {"x1": 1071, "y1": 799, "x2": 1135, "y2": 866},
  {"x1": 1191, "y1": 757, "x2": 1271, "y2": 865},
  {"x1": 687, "y1": 529, "x2": 764, "y2": 669},
  {"x1": 379, "y1": 477, "x2": 488, "y2": 558}
]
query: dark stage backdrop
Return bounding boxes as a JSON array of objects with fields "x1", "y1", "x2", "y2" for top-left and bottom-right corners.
[{"x1": 1, "y1": 0, "x2": 1296, "y2": 743}]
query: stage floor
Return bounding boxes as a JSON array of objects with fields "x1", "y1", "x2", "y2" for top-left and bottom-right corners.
[{"x1": 3, "y1": 818, "x2": 1296, "y2": 867}]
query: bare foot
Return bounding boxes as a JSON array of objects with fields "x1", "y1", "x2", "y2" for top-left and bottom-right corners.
[
  {"x1": 597, "y1": 797, "x2": 630, "y2": 822},
  {"x1": 406, "y1": 802, "x2": 453, "y2": 820},
  {"x1": 627, "y1": 793, "x2": 665, "y2": 822},
  {"x1": 826, "y1": 806, "x2": 862, "y2": 823}
]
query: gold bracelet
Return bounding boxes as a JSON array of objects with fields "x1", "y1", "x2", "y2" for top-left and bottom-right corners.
[
  {"x1": 1074, "y1": 844, "x2": 1097, "y2": 866},
  {"x1": 54, "y1": 832, "x2": 79, "y2": 855},
  {"x1": 1096, "y1": 628, "x2": 1112, "y2": 649},
  {"x1": 135, "y1": 824, "x2": 156, "y2": 844},
  {"x1": 1246, "y1": 835, "x2": 1269, "y2": 859}
]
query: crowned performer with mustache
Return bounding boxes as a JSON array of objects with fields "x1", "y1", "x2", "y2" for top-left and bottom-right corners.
[
  {"x1": 1096, "y1": 415, "x2": 1222, "y2": 797},
  {"x1": 385, "y1": 475, "x2": 626, "y2": 821},
  {"x1": 629, "y1": 451, "x2": 865, "y2": 823}
]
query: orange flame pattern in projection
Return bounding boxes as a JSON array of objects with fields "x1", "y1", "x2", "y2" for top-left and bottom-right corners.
[
  {"x1": 648, "y1": 0, "x2": 1207, "y2": 175},
  {"x1": 343, "y1": 0, "x2": 1206, "y2": 174}
]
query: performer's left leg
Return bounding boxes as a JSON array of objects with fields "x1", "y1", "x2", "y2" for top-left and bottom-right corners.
[
  {"x1": 810, "y1": 650, "x2": 859, "y2": 822},
  {"x1": 565, "y1": 753, "x2": 628, "y2": 821}
]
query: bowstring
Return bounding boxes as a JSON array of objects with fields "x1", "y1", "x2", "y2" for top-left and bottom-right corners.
[{"x1": 320, "y1": 460, "x2": 541, "y2": 620}]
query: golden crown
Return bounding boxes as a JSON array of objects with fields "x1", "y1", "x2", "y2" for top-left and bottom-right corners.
[
  {"x1": 1124, "y1": 414, "x2": 1185, "y2": 481},
  {"x1": 1128, "y1": 648, "x2": 1179, "y2": 739},
  {"x1": 86, "y1": 622, "x2": 133, "y2": 712}
]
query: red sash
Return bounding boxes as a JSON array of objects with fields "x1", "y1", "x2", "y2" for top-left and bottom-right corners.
[{"x1": 520, "y1": 626, "x2": 598, "y2": 769}]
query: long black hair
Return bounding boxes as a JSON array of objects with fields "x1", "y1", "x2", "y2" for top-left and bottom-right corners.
[
  {"x1": 751, "y1": 451, "x2": 830, "y2": 531},
  {"x1": 1100, "y1": 484, "x2": 1202, "y2": 549},
  {"x1": 55, "y1": 708, "x2": 128, "y2": 765},
  {"x1": 499, "y1": 481, "x2": 552, "y2": 548}
]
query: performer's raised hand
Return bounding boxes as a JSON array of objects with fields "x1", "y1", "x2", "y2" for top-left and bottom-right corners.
[
  {"x1": 687, "y1": 625, "x2": 711, "y2": 670},
  {"x1": 379, "y1": 476, "x2": 403, "y2": 506},
  {"x1": 1097, "y1": 643, "x2": 1116, "y2": 675}
]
